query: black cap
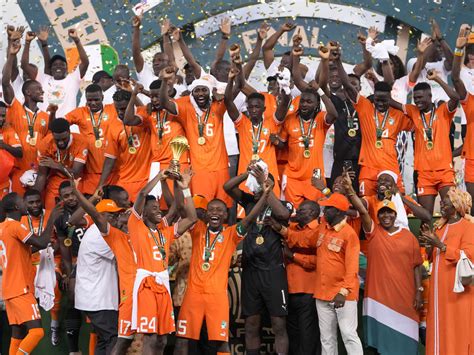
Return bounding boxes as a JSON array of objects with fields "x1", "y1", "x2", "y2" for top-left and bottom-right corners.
[
  {"x1": 49, "y1": 54, "x2": 67, "y2": 66},
  {"x1": 92, "y1": 70, "x2": 112, "y2": 83}
]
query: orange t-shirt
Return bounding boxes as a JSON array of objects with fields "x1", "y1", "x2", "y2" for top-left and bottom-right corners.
[
  {"x1": 280, "y1": 110, "x2": 329, "y2": 180},
  {"x1": 174, "y1": 97, "x2": 227, "y2": 171},
  {"x1": 104, "y1": 119, "x2": 153, "y2": 183},
  {"x1": 314, "y1": 220, "x2": 360, "y2": 301},
  {"x1": 0, "y1": 218, "x2": 34, "y2": 300},
  {"x1": 65, "y1": 104, "x2": 120, "y2": 174},
  {"x1": 102, "y1": 223, "x2": 137, "y2": 302},
  {"x1": 136, "y1": 106, "x2": 189, "y2": 165},
  {"x1": 461, "y1": 93, "x2": 474, "y2": 160},
  {"x1": 354, "y1": 95, "x2": 413, "y2": 173},
  {"x1": 21, "y1": 211, "x2": 51, "y2": 265},
  {"x1": 0, "y1": 125, "x2": 21, "y2": 191},
  {"x1": 37, "y1": 133, "x2": 88, "y2": 191},
  {"x1": 404, "y1": 103, "x2": 455, "y2": 172},
  {"x1": 187, "y1": 220, "x2": 243, "y2": 294},
  {"x1": 6, "y1": 99, "x2": 49, "y2": 171},
  {"x1": 128, "y1": 208, "x2": 176, "y2": 273},
  {"x1": 234, "y1": 114, "x2": 280, "y2": 177}
]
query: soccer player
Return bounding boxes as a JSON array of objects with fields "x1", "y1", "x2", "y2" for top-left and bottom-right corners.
[
  {"x1": 98, "y1": 90, "x2": 153, "y2": 202},
  {"x1": 223, "y1": 165, "x2": 293, "y2": 355},
  {"x1": 35, "y1": 118, "x2": 88, "y2": 210},
  {"x1": 336, "y1": 55, "x2": 413, "y2": 196},
  {"x1": 0, "y1": 192, "x2": 60, "y2": 355},
  {"x1": 128, "y1": 168, "x2": 197, "y2": 354},
  {"x1": 390, "y1": 71, "x2": 459, "y2": 214},
  {"x1": 159, "y1": 67, "x2": 233, "y2": 206},
  {"x1": 174, "y1": 179, "x2": 274, "y2": 355},
  {"x1": 21, "y1": 28, "x2": 89, "y2": 117},
  {"x1": 2, "y1": 39, "x2": 48, "y2": 194},
  {"x1": 65, "y1": 84, "x2": 121, "y2": 194}
]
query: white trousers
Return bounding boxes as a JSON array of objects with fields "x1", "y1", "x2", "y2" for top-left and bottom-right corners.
[{"x1": 315, "y1": 299, "x2": 363, "y2": 355}]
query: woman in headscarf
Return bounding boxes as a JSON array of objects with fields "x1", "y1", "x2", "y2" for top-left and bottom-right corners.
[
  {"x1": 420, "y1": 187, "x2": 474, "y2": 355},
  {"x1": 342, "y1": 173, "x2": 424, "y2": 355}
]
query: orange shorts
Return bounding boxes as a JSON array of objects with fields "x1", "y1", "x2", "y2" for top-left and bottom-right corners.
[
  {"x1": 283, "y1": 176, "x2": 324, "y2": 208},
  {"x1": 79, "y1": 172, "x2": 119, "y2": 196},
  {"x1": 5, "y1": 293, "x2": 41, "y2": 325},
  {"x1": 191, "y1": 168, "x2": 232, "y2": 208},
  {"x1": 119, "y1": 179, "x2": 148, "y2": 203},
  {"x1": 118, "y1": 296, "x2": 134, "y2": 338},
  {"x1": 359, "y1": 166, "x2": 404, "y2": 197},
  {"x1": 465, "y1": 159, "x2": 474, "y2": 184},
  {"x1": 176, "y1": 290, "x2": 229, "y2": 341},
  {"x1": 136, "y1": 277, "x2": 175, "y2": 335},
  {"x1": 416, "y1": 169, "x2": 455, "y2": 196}
]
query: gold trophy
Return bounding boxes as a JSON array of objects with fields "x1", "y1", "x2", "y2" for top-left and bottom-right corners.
[{"x1": 169, "y1": 136, "x2": 190, "y2": 173}]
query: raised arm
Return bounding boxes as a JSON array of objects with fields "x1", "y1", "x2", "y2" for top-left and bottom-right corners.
[
  {"x1": 317, "y1": 46, "x2": 331, "y2": 95},
  {"x1": 314, "y1": 81, "x2": 338, "y2": 125},
  {"x1": 161, "y1": 19, "x2": 177, "y2": 68},
  {"x1": 131, "y1": 15, "x2": 145, "y2": 73},
  {"x1": 409, "y1": 37, "x2": 432, "y2": 84},
  {"x1": 26, "y1": 205, "x2": 63, "y2": 250},
  {"x1": 224, "y1": 67, "x2": 241, "y2": 121},
  {"x1": 401, "y1": 195, "x2": 432, "y2": 225},
  {"x1": 426, "y1": 70, "x2": 459, "y2": 112},
  {"x1": 159, "y1": 67, "x2": 178, "y2": 114},
  {"x1": 123, "y1": 83, "x2": 144, "y2": 126},
  {"x1": 240, "y1": 179, "x2": 272, "y2": 229},
  {"x1": 134, "y1": 170, "x2": 167, "y2": 216},
  {"x1": 451, "y1": 24, "x2": 470, "y2": 100},
  {"x1": 274, "y1": 89, "x2": 291, "y2": 123},
  {"x1": 335, "y1": 57, "x2": 358, "y2": 103},
  {"x1": 242, "y1": 23, "x2": 268, "y2": 79},
  {"x1": 68, "y1": 29, "x2": 89, "y2": 78},
  {"x1": 174, "y1": 169, "x2": 198, "y2": 235},
  {"x1": 343, "y1": 173, "x2": 372, "y2": 232},
  {"x1": 291, "y1": 47, "x2": 309, "y2": 92},
  {"x1": 211, "y1": 17, "x2": 231, "y2": 72},
  {"x1": 431, "y1": 20, "x2": 453, "y2": 71},
  {"x1": 71, "y1": 181, "x2": 108, "y2": 233},
  {"x1": 68, "y1": 190, "x2": 102, "y2": 228},
  {"x1": 20, "y1": 32, "x2": 39, "y2": 80},
  {"x1": 223, "y1": 171, "x2": 248, "y2": 202},
  {"x1": 176, "y1": 29, "x2": 202, "y2": 78},
  {"x1": 352, "y1": 32, "x2": 373, "y2": 77},
  {"x1": 2, "y1": 40, "x2": 21, "y2": 105},
  {"x1": 262, "y1": 22, "x2": 296, "y2": 69}
]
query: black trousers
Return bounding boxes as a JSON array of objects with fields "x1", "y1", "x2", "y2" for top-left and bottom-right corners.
[
  {"x1": 85, "y1": 310, "x2": 118, "y2": 355},
  {"x1": 287, "y1": 293, "x2": 321, "y2": 355}
]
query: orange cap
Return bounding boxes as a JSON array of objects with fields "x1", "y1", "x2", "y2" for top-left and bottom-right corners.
[
  {"x1": 193, "y1": 195, "x2": 208, "y2": 210},
  {"x1": 376, "y1": 199, "x2": 397, "y2": 214},
  {"x1": 96, "y1": 199, "x2": 125, "y2": 213},
  {"x1": 319, "y1": 193, "x2": 350, "y2": 212}
]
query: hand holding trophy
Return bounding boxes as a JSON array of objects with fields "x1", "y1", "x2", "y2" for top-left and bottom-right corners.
[{"x1": 169, "y1": 136, "x2": 190, "y2": 177}]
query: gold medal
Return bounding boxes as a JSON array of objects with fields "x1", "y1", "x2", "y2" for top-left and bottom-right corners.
[
  {"x1": 375, "y1": 140, "x2": 383, "y2": 149},
  {"x1": 95, "y1": 139, "x2": 103, "y2": 148},
  {"x1": 202, "y1": 262, "x2": 211, "y2": 272},
  {"x1": 303, "y1": 149, "x2": 311, "y2": 159},
  {"x1": 64, "y1": 238, "x2": 72, "y2": 247},
  {"x1": 128, "y1": 146, "x2": 137, "y2": 154},
  {"x1": 29, "y1": 137, "x2": 37, "y2": 146},
  {"x1": 251, "y1": 154, "x2": 260, "y2": 161},
  {"x1": 426, "y1": 141, "x2": 434, "y2": 150},
  {"x1": 348, "y1": 128, "x2": 356, "y2": 137},
  {"x1": 256, "y1": 235, "x2": 265, "y2": 245},
  {"x1": 198, "y1": 136, "x2": 206, "y2": 145}
]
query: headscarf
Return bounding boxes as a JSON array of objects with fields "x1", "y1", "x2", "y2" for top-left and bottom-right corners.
[{"x1": 435, "y1": 187, "x2": 474, "y2": 228}]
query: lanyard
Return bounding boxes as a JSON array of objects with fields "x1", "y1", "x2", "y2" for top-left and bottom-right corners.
[
  {"x1": 89, "y1": 109, "x2": 104, "y2": 140},
  {"x1": 251, "y1": 120, "x2": 264, "y2": 154},
  {"x1": 122, "y1": 122, "x2": 134, "y2": 148},
  {"x1": 204, "y1": 227, "x2": 223, "y2": 262},
  {"x1": 197, "y1": 107, "x2": 211, "y2": 137},
  {"x1": 298, "y1": 114, "x2": 316, "y2": 149},
  {"x1": 374, "y1": 110, "x2": 389, "y2": 139},
  {"x1": 56, "y1": 149, "x2": 69, "y2": 164},
  {"x1": 23, "y1": 106, "x2": 38, "y2": 138},
  {"x1": 343, "y1": 100, "x2": 357, "y2": 129},
  {"x1": 420, "y1": 107, "x2": 436, "y2": 140},
  {"x1": 27, "y1": 213, "x2": 44, "y2": 236},
  {"x1": 256, "y1": 206, "x2": 272, "y2": 232},
  {"x1": 147, "y1": 227, "x2": 167, "y2": 267},
  {"x1": 156, "y1": 110, "x2": 168, "y2": 141}
]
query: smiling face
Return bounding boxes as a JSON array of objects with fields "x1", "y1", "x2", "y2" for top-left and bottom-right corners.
[
  {"x1": 24, "y1": 194, "x2": 43, "y2": 217},
  {"x1": 413, "y1": 89, "x2": 432, "y2": 112},
  {"x1": 377, "y1": 208, "x2": 397, "y2": 229},
  {"x1": 50, "y1": 59, "x2": 68, "y2": 80},
  {"x1": 25, "y1": 81, "x2": 44, "y2": 103},
  {"x1": 206, "y1": 200, "x2": 228, "y2": 230},
  {"x1": 328, "y1": 70, "x2": 342, "y2": 91},
  {"x1": 192, "y1": 86, "x2": 210, "y2": 109},
  {"x1": 144, "y1": 199, "x2": 162, "y2": 226}
]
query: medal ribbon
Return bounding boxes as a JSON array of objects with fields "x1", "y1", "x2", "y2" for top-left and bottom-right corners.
[
  {"x1": 204, "y1": 226, "x2": 223, "y2": 262},
  {"x1": 343, "y1": 100, "x2": 357, "y2": 130},
  {"x1": 27, "y1": 213, "x2": 44, "y2": 236},
  {"x1": 251, "y1": 121, "x2": 264, "y2": 155},
  {"x1": 156, "y1": 110, "x2": 168, "y2": 141},
  {"x1": 122, "y1": 122, "x2": 134, "y2": 149},
  {"x1": 256, "y1": 206, "x2": 272, "y2": 233},
  {"x1": 420, "y1": 106, "x2": 436, "y2": 141},
  {"x1": 56, "y1": 149, "x2": 69, "y2": 164},
  {"x1": 89, "y1": 109, "x2": 104, "y2": 141},
  {"x1": 298, "y1": 114, "x2": 316, "y2": 150},
  {"x1": 374, "y1": 110, "x2": 390, "y2": 140},
  {"x1": 197, "y1": 107, "x2": 211, "y2": 138},
  {"x1": 23, "y1": 106, "x2": 38, "y2": 138},
  {"x1": 147, "y1": 227, "x2": 167, "y2": 267}
]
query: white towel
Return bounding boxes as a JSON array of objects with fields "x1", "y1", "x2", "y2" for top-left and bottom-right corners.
[
  {"x1": 131, "y1": 268, "x2": 171, "y2": 330},
  {"x1": 366, "y1": 38, "x2": 399, "y2": 60},
  {"x1": 391, "y1": 193, "x2": 409, "y2": 230},
  {"x1": 454, "y1": 250, "x2": 474, "y2": 293},
  {"x1": 246, "y1": 160, "x2": 268, "y2": 194},
  {"x1": 34, "y1": 246, "x2": 56, "y2": 311}
]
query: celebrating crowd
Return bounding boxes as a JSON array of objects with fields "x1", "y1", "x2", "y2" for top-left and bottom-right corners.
[{"x1": 0, "y1": 13, "x2": 473, "y2": 355}]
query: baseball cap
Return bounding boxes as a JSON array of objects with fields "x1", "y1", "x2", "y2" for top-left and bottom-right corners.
[
  {"x1": 376, "y1": 199, "x2": 397, "y2": 215},
  {"x1": 92, "y1": 70, "x2": 112, "y2": 83},
  {"x1": 193, "y1": 195, "x2": 208, "y2": 210},
  {"x1": 96, "y1": 199, "x2": 125, "y2": 213},
  {"x1": 319, "y1": 193, "x2": 350, "y2": 212}
]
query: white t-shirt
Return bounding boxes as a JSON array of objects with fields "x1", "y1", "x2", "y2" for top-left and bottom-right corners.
[
  {"x1": 460, "y1": 66, "x2": 474, "y2": 94},
  {"x1": 36, "y1": 67, "x2": 83, "y2": 117},
  {"x1": 75, "y1": 224, "x2": 118, "y2": 311},
  {"x1": 406, "y1": 58, "x2": 450, "y2": 104},
  {"x1": 78, "y1": 84, "x2": 117, "y2": 107},
  {"x1": 0, "y1": 74, "x2": 24, "y2": 104}
]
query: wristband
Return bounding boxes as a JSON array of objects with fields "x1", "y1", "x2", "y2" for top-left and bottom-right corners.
[
  {"x1": 317, "y1": 88, "x2": 325, "y2": 97},
  {"x1": 322, "y1": 187, "x2": 331, "y2": 196},
  {"x1": 182, "y1": 188, "x2": 191, "y2": 198},
  {"x1": 454, "y1": 48, "x2": 464, "y2": 57}
]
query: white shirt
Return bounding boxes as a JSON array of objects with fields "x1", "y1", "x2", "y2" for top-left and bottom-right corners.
[
  {"x1": 0, "y1": 74, "x2": 24, "y2": 103},
  {"x1": 460, "y1": 66, "x2": 474, "y2": 94},
  {"x1": 407, "y1": 58, "x2": 450, "y2": 104},
  {"x1": 36, "y1": 67, "x2": 83, "y2": 117},
  {"x1": 79, "y1": 85, "x2": 117, "y2": 107},
  {"x1": 75, "y1": 224, "x2": 118, "y2": 311}
]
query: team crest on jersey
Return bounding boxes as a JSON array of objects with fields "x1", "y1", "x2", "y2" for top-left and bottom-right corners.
[
  {"x1": 263, "y1": 128, "x2": 269, "y2": 135},
  {"x1": 388, "y1": 118, "x2": 395, "y2": 125},
  {"x1": 41, "y1": 119, "x2": 46, "y2": 127},
  {"x1": 217, "y1": 235, "x2": 224, "y2": 243},
  {"x1": 103, "y1": 114, "x2": 109, "y2": 121},
  {"x1": 221, "y1": 321, "x2": 227, "y2": 329}
]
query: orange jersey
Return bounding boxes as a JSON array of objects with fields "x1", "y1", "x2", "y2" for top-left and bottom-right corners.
[
  {"x1": 102, "y1": 224, "x2": 137, "y2": 302},
  {"x1": 104, "y1": 119, "x2": 153, "y2": 183},
  {"x1": 404, "y1": 103, "x2": 455, "y2": 171},
  {"x1": 65, "y1": 104, "x2": 120, "y2": 174},
  {"x1": 0, "y1": 125, "x2": 21, "y2": 191},
  {"x1": 128, "y1": 208, "x2": 176, "y2": 273},
  {"x1": 37, "y1": 133, "x2": 88, "y2": 190},
  {"x1": 136, "y1": 106, "x2": 189, "y2": 165},
  {"x1": 354, "y1": 95, "x2": 412, "y2": 173},
  {"x1": 174, "y1": 97, "x2": 227, "y2": 171},
  {"x1": 0, "y1": 218, "x2": 34, "y2": 300},
  {"x1": 21, "y1": 211, "x2": 51, "y2": 266},
  {"x1": 461, "y1": 93, "x2": 474, "y2": 160},
  {"x1": 234, "y1": 114, "x2": 280, "y2": 178},
  {"x1": 280, "y1": 110, "x2": 329, "y2": 180},
  {"x1": 187, "y1": 221, "x2": 243, "y2": 294},
  {"x1": 6, "y1": 99, "x2": 49, "y2": 171}
]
